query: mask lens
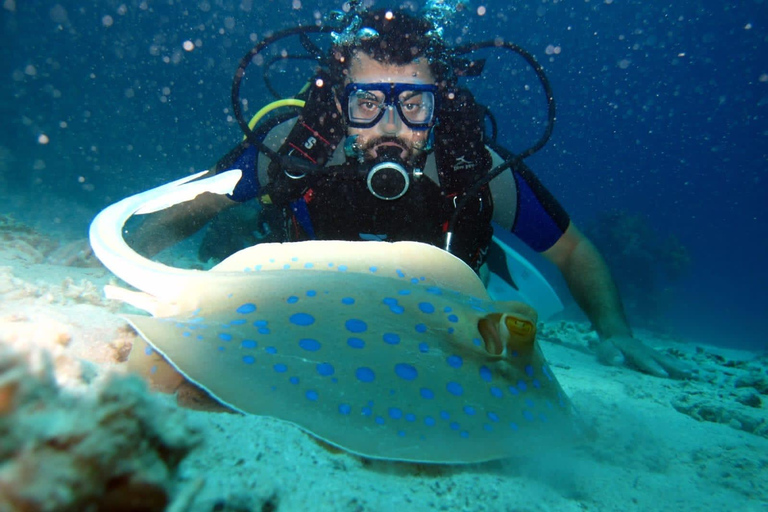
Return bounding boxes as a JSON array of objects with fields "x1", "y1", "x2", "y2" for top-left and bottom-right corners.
[
  {"x1": 397, "y1": 90, "x2": 434, "y2": 125},
  {"x1": 348, "y1": 90, "x2": 386, "y2": 124}
]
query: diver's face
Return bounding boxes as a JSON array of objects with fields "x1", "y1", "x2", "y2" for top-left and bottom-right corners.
[{"x1": 342, "y1": 52, "x2": 435, "y2": 162}]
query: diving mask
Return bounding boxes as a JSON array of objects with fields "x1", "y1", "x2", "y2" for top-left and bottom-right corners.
[{"x1": 342, "y1": 83, "x2": 438, "y2": 130}]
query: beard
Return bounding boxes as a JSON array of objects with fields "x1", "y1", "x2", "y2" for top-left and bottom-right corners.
[{"x1": 360, "y1": 135, "x2": 426, "y2": 163}]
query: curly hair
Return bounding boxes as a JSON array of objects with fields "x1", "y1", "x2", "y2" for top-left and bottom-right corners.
[{"x1": 328, "y1": 8, "x2": 452, "y2": 87}]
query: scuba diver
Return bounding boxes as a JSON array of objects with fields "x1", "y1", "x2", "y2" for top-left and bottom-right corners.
[{"x1": 128, "y1": 6, "x2": 690, "y2": 379}]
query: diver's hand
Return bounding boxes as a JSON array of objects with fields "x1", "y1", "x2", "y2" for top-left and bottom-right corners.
[{"x1": 595, "y1": 334, "x2": 693, "y2": 379}]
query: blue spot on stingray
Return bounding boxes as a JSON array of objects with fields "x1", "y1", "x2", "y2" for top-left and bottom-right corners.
[
  {"x1": 424, "y1": 416, "x2": 436, "y2": 426},
  {"x1": 420, "y1": 387, "x2": 435, "y2": 399},
  {"x1": 444, "y1": 306, "x2": 452, "y2": 312},
  {"x1": 405, "y1": 413, "x2": 416, "y2": 422},
  {"x1": 283, "y1": 264, "x2": 290, "y2": 269},
  {"x1": 479, "y1": 365, "x2": 492, "y2": 383},
  {"x1": 274, "y1": 363, "x2": 287, "y2": 373},
  {"x1": 339, "y1": 404, "x2": 351, "y2": 415},
  {"x1": 236, "y1": 303, "x2": 257, "y2": 314},
  {"x1": 447, "y1": 314, "x2": 459, "y2": 323},
  {"x1": 415, "y1": 323, "x2": 427, "y2": 333},
  {"x1": 369, "y1": 266, "x2": 377, "y2": 273},
  {"x1": 306, "y1": 290, "x2": 317, "y2": 297},
  {"x1": 450, "y1": 422, "x2": 460, "y2": 431},
  {"x1": 362, "y1": 406, "x2": 372, "y2": 416},
  {"x1": 299, "y1": 338, "x2": 321, "y2": 352},
  {"x1": 229, "y1": 320, "x2": 246, "y2": 326},
  {"x1": 490, "y1": 386, "x2": 503, "y2": 398},
  {"x1": 218, "y1": 333, "x2": 232, "y2": 342},
  {"x1": 446, "y1": 381, "x2": 464, "y2": 396},
  {"x1": 418, "y1": 302, "x2": 435, "y2": 314},
  {"x1": 243, "y1": 355, "x2": 255, "y2": 365},
  {"x1": 265, "y1": 346, "x2": 277, "y2": 354},
  {"x1": 341, "y1": 297, "x2": 355, "y2": 305},
  {"x1": 144, "y1": 346, "x2": 153, "y2": 356},
  {"x1": 533, "y1": 379, "x2": 541, "y2": 388},
  {"x1": 525, "y1": 364, "x2": 535, "y2": 377},
  {"x1": 290, "y1": 313, "x2": 315, "y2": 326},
  {"x1": 447, "y1": 327, "x2": 455, "y2": 334},
  {"x1": 388, "y1": 407, "x2": 403, "y2": 419},
  {"x1": 258, "y1": 327, "x2": 271, "y2": 335},
  {"x1": 355, "y1": 367, "x2": 375, "y2": 382},
  {"x1": 254, "y1": 320, "x2": 268, "y2": 327},
  {"x1": 426, "y1": 286, "x2": 442, "y2": 295},
  {"x1": 338, "y1": 265, "x2": 348, "y2": 272},
  {"x1": 398, "y1": 431, "x2": 406, "y2": 437},
  {"x1": 488, "y1": 412, "x2": 500, "y2": 422},
  {"x1": 304, "y1": 262, "x2": 314, "y2": 269},
  {"x1": 447, "y1": 355, "x2": 463, "y2": 368},
  {"x1": 382, "y1": 298, "x2": 397, "y2": 305},
  {"x1": 396, "y1": 269, "x2": 405, "y2": 278},
  {"x1": 383, "y1": 333, "x2": 400, "y2": 345},
  {"x1": 398, "y1": 289, "x2": 411, "y2": 295},
  {"x1": 389, "y1": 305, "x2": 405, "y2": 314},
  {"x1": 440, "y1": 411, "x2": 450, "y2": 420},
  {"x1": 539, "y1": 414, "x2": 548, "y2": 423},
  {"x1": 410, "y1": 278, "x2": 418, "y2": 284},
  {"x1": 306, "y1": 390, "x2": 319, "y2": 401},
  {"x1": 418, "y1": 342, "x2": 429, "y2": 353},
  {"x1": 394, "y1": 363, "x2": 418, "y2": 381},
  {"x1": 463, "y1": 405, "x2": 476, "y2": 416},
  {"x1": 510, "y1": 422, "x2": 519, "y2": 431},
  {"x1": 150, "y1": 365, "x2": 157, "y2": 374},
  {"x1": 345, "y1": 319, "x2": 367, "y2": 333},
  {"x1": 241, "y1": 340, "x2": 257, "y2": 349},
  {"x1": 523, "y1": 410, "x2": 535, "y2": 422},
  {"x1": 375, "y1": 416, "x2": 385, "y2": 425},
  {"x1": 483, "y1": 424, "x2": 493, "y2": 432},
  {"x1": 472, "y1": 338, "x2": 482, "y2": 347},
  {"x1": 517, "y1": 380, "x2": 528, "y2": 392},
  {"x1": 460, "y1": 431, "x2": 470, "y2": 438},
  {"x1": 347, "y1": 337, "x2": 365, "y2": 349},
  {"x1": 289, "y1": 377, "x2": 300, "y2": 385},
  {"x1": 316, "y1": 363, "x2": 335, "y2": 377},
  {"x1": 525, "y1": 399, "x2": 535, "y2": 408},
  {"x1": 508, "y1": 386, "x2": 519, "y2": 395},
  {"x1": 286, "y1": 296, "x2": 299, "y2": 304}
]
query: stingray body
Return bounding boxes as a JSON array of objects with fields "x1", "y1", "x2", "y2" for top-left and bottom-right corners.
[{"x1": 90, "y1": 170, "x2": 577, "y2": 463}]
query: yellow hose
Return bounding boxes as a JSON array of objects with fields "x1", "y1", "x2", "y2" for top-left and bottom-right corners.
[{"x1": 243, "y1": 98, "x2": 306, "y2": 140}]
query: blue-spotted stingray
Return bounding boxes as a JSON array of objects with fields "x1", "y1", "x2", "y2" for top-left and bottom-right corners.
[{"x1": 89, "y1": 170, "x2": 578, "y2": 463}]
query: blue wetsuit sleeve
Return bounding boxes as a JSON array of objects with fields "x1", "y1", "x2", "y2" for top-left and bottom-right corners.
[
  {"x1": 510, "y1": 164, "x2": 570, "y2": 252},
  {"x1": 215, "y1": 143, "x2": 261, "y2": 203}
]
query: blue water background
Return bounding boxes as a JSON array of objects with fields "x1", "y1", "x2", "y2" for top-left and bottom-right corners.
[{"x1": 1, "y1": 1, "x2": 765, "y2": 349}]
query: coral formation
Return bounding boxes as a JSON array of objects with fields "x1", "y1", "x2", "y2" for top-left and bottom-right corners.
[
  {"x1": 0, "y1": 343, "x2": 203, "y2": 512},
  {"x1": 0, "y1": 213, "x2": 100, "y2": 268}
]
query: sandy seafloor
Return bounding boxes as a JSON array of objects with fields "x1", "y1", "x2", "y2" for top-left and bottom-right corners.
[{"x1": 0, "y1": 211, "x2": 766, "y2": 512}]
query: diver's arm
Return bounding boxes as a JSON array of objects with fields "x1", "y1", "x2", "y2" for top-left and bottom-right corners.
[
  {"x1": 126, "y1": 190, "x2": 237, "y2": 258},
  {"x1": 542, "y1": 222, "x2": 631, "y2": 339},
  {"x1": 543, "y1": 222, "x2": 692, "y2": 378}
]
